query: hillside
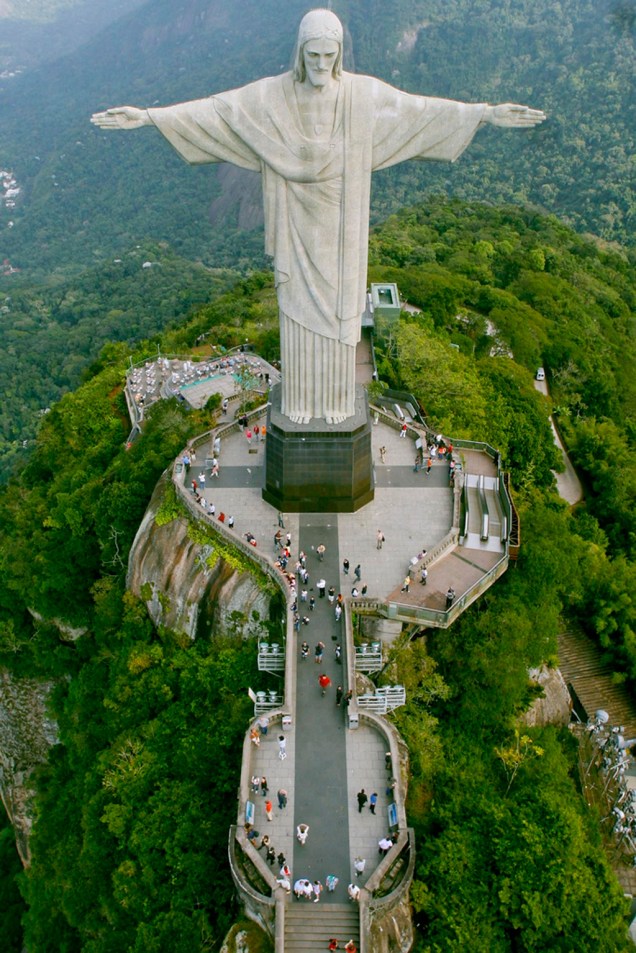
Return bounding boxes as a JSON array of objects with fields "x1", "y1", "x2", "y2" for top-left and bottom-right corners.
[
  {"x1": 0, "y1": 0, "x2": 634, "y2": 285},
  {"x1": 0, "y1": 242, "x2": 239, "y2": 479},
  {"x1": 0, "y1": 0, "x2": 148, "y2": 73},
  {"x1": 0, "y1": 201, "x2": 635, "y2": 950}
]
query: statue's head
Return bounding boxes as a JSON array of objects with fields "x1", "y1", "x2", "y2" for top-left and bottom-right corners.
[{"x1": 293, "y1": 8, "x2": 343, "y2": 83}]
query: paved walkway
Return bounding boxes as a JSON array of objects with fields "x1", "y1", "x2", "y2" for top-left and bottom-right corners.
[
  {"x1": 246, "y1": 514, "x2": 394, "y2": 902},
  {"x1": 292, "y1": 517, "x2": 350, "y2": 901},
  {"x1": 534, "y1": 378, "x2": 584, "y2": 505},
  {"x1": 188, "y1": 416, "x2": 504, "y2": 912},
  {"x1": 191, "y1": 417, "x2": 456, "y2": 605}
]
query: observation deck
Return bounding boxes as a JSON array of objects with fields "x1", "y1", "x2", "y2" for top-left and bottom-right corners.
[{"x1": 167, "y1": 395, "x2": 514, "y2": 950}]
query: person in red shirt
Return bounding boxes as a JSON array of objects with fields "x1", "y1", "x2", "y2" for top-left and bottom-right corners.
[{"x1": 319, "y1": 674, "x2": 331, "y2": 695}]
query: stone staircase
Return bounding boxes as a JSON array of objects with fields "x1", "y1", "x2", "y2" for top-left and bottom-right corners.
[{"x1": 284, "y1": 902, "x2": 359, "y2": 952}]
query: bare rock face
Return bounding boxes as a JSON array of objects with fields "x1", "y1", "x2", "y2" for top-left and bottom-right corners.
[
  {"x1": 369, "y1": 893, "x2": 414, "y2": 952},
  {"x1": 0, "y1": 670, "x2": 58, "y2": 867},
  {"x1": 127, "y1": 474, "x2": 271, "y2": 640},
  {"x1": 524, "y1": 665, "x2": 572, "y2": 728}
]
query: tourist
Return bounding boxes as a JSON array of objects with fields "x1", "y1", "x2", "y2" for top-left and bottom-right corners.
[
  {"x1": 353, "y1": 857, "x2": 366, "y2": 877},
  {"x1": 296, "y1": 823, "x2": 309, "y2": 845},
  {"x1": 347, "y1": 882, "x2": 360, "y2": 902},
  {"x1": 378, "y1": 836, "x2": 393, "y2": 857}
]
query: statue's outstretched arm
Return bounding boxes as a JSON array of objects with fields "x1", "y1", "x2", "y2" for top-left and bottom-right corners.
[
  {"x1": 90, "y1": 106, "x2": 153, "y2": 130},
  {"x1": 483, "y1": 103, "x2": 546, "y2": 127}
]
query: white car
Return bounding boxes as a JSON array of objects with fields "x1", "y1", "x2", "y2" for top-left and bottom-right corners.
[{"x1": 536, "y1": 367, "x2": 545, "y2": 381}]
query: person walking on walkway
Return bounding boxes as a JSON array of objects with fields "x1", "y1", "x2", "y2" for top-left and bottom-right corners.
[
  {"x1": 420, "y1": 567, "x2": 428, "y2": 585},
  {"x1": 379, "y1": 446, "x2": 386, "y2": 463},
  {"x1": 316, "y1": 543, "x2": 326, "y2": 561},
  {"x1": 446, "y1": 586, "x2": 456, "y2": 609},
  {"x1": 336, "y1": 685, "x2": 344, "y2": 706},
  {"x1": 326, "y1": 875, "x2": 339, "y2": 892},
  {"x1": 343, "y1": 558, "x2": 350, "y2": 575},
  {"x1": 328, "y1": 939, "x2": 339, "y2": 951},
  {"x1": 401, "y1": 575, "x2": 410, "y2": 593},
  {"x1": 318, "y1": 578, "x2": 326, "y2": 598},
  {"x1": 265, "y1": 800, "x2": 273, "y2": 821},
  {"x1": 313, "y1": 879, "x2": 323, "y2": 902},
  {"x1": 353, "y1": 856, "x2": 366, "y2": 877},
  {"x1": 357, "y1": 789, "x2": 368, "y2": 812},
  {"x1": 369, "y1": 792, "x2": 378, "y2": 815},
  {"x1": 277, "y1": 788, "x2": 288, "y2": 810},
  {"x1": 354, "y1": 564, "x2": 361, "y2": 582},
  {"x1": 278, "y1": 737, "x2": 287, "y2": 761},
  {"x1": 315, "y1": 641, "x2": 325, "y2": 663},
  {"x1": 376, "y1": 529, "x2": 385, "y2": 549},
  {"x1": 261, "y1": 776, "x2": 268, "y2": 796},
  {"x1": 328, "y1": 585, "x2": 336, "y2": 604},
  {"x1": 348, "y1": 882, "x2": 361, "y2": 902},
  {"x1": 319, "y1": 673, "x2": 331, "y2": 696},
  {"x1": 335, "y1": 603, "x2": 342, "y2": 622},
  {"x1": 296, "y1": 823, "x2": 309, "y2": 845}
]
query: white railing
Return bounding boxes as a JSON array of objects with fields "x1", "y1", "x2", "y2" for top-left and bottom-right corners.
[
  {"x1": 253, "y1": 691, "x2": 284, "y2": 714},
  {"x1": 257, "y1": 641, "x2": 285, "y2": 672},
  {"x1": 357, "y1": 685, "x2": 406, "y2": 713},
  {"x1": 355, "y1": 642, "x2": 383, "y2": 672}
]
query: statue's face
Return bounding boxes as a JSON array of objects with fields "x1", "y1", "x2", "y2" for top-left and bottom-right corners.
[{"x1": 302, "y1": 37, "x2": 340, "y2": 87}]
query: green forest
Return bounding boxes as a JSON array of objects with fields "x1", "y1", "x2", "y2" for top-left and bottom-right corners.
[
  {"x1": 0, "y1": 243, "x2": 239, "y2": 480},
  {"x1": 0, "y1": 200, "x2": 635, "y2": 950}
]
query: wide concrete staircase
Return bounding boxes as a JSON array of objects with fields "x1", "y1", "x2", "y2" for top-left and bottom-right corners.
[{"x1": 284, "y1": 902, "x2": 360, "y2": 952}]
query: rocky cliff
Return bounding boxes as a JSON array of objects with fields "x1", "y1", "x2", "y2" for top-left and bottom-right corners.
[
  {"x1": 127, "y1": 472, "x2": 272, "y2": 641},
  {"x1": 0, "y1": 670, "x2": 58, "y2": 867}
]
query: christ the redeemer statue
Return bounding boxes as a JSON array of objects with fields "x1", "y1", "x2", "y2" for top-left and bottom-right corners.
[{"x1": 91, "y1": 8, "x2": 545, "y2": 426}]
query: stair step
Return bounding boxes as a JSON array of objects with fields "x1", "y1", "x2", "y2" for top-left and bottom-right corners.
[{"x1": 284, "y1": 902, "x2": 359, "y2": 951}]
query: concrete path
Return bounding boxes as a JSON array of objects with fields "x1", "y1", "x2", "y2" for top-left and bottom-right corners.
[
  {"x1": 292, "y1": 516, "x2": 350, "y2": 902},
  {"x1": 534, "y1": 378, "x2": 584, "y2": 505}
]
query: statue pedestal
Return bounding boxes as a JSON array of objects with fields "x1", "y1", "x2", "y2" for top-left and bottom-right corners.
[{"x1": 263, "y1": 384, "x2": 374, "y2": 513}]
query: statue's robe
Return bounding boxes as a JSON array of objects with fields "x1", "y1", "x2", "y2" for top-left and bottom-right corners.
[{"x1": 149, "y1": 72, "x2": 485, "y2": 421}]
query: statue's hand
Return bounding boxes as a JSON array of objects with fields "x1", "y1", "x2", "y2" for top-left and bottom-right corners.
[
  {"x1": 90, "y1": 106, "x2": 151, "y2": 130},
  {"x1": 485, "y1": 103, "x2": 546, "y2": 128}
]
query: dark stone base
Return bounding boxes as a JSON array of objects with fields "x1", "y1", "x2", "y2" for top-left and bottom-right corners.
[{"x1": 263, "y1": 385, "x2": 374, "y2": 513}]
